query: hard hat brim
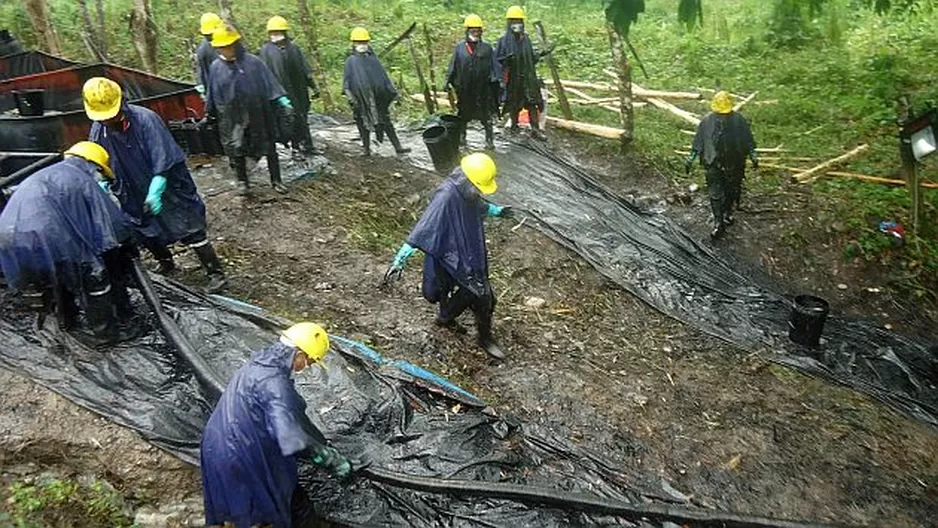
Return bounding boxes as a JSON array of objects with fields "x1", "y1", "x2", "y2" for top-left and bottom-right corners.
[
  {"x1": 84, "y1": 94, "x2": 121, "y2": 122},
  {"x1": 212, "y1": 35, "x2": 240, "y2": 48},
  {"x1": 474, "y1": 179, "x2": 497, "y2": 195}
]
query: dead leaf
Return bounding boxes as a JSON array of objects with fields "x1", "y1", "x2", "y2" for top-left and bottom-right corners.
[{"x1": 725, "y1": 454, "x2": 742, "y2": 471}]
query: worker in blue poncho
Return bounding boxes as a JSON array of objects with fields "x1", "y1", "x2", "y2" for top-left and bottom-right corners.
[
  {"x1": 384, "y1": 153, "x2": 509, "y2": 359},
  {"x1": 194, "y1": 13, "x2": 222, "y2": 96},
  {"x1": 201, "y1": 322, "x2": 352, "y2": 528},
  {"x1": 444, "y1": 14, "x2": 500, "y2": 150},
  {"x1": 343, "y1": 27, "x2": 411, "y2": 157},
  {"x1": 207, "y1": 24, "x2": 293, "y2": 196},
  {"x1": 84, "y1": 77, "x2": 228, "y2": 294},
  {"x1": 0, "y1": 141, "x2": 137, "y2": 344},
  {"x1": 495, "y1": 5, "x2": 551, "y2": 140}
]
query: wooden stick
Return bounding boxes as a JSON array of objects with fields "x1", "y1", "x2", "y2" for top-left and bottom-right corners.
[
  {"x1": 646, "y1": 97, "x2": 701, "y2": 125},
  {"x1": 406, "y1": 38, "x2": 434, "y2": 114},
  {"x1": 421, "y1": 23, "x2": 438, "y2": 106},
  {"x1": 535, "y1": 22, "x2": 573, "y2": 120},
  {"x1": 563, "y1": 86, "x2": 600, "y2": 102},
  {"x1": 411, "y1": 93, "x2": 451, "y2": 108},
  {"x1": 542, "y1": 79, "x2": 616, "y2": 92},
  {"x1": 545, "y1": 78, "x2": 700, "y2": 100},
  {"x1": 762, "y1": 163, "x2": 938, "y2": 189},
  {"x1": 795, "y1": 144, "x2": 869, "y2": 183},
  {"x1": 733, "y1": 91, "x2": 758, "y2": 111},
  {"x1": 545, "y1": 116, "x2": 625, "y2": 140}
]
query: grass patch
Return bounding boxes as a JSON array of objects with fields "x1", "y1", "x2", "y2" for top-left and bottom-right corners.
[{"x1": 0, "y1": 477, "x2": 133, "y2": 528}]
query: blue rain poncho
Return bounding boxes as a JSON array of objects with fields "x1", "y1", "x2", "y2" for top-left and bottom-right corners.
[
  {"x1": 406, "y1": 169, "x2": 490, "y2": 302},
  {"x1": 0, "y1": 156, "x2": 130, "y2": 291},
  {"x1": 201, "y1": 342, "x2": 328, "y2": 528},
  {"x1": 206, "y1": 42, "x2": 286, "y2": 159},
  {"x1": 495, "y1": 27, "x2": 543, "y2": 113},
  {"x1": 259, "y1": 38, "x2": 316, "y2": 117},
  {"x1": 342, "y1": 49, "x2": 397, "y2": 131},
  {"x1": 445, "y1": 38, "x2": 500, "y2": 121},
  {"x1": 90, "y1": 104, "x2": 207, "y2": 246},
  {"x1": 195, "y1": 38, "x2": 218, "y2": 88},
  {"x1": 692, "y1": 111, "x2": 756, "y2": 170}
]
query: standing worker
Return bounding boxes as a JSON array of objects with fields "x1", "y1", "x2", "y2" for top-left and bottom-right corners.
[
  {"x1": 195, "y1": 13, "x2": 222, "y2": 97},
  {"x1": 206, "y1": 25, "x2": 293, "y2": 195},
  {"x1": 495, "y1": 5, "x2": 551, "y2": 140},
  {"x1": 343, "y1": 27, "x2": 411, "y2": 157},
  {"x1": 201, "y1": 322, "x2": 353, "y2": 528},
  {"x1": 444, "y1": 14, "x2": 500, "y2": 151},
  {"x1": 0, "y1": 142, "x2": 136, "y2": 344},
  {"x1": 259, "y1": 15, "x2": 321, "y2": 159},
  {"x1": 84, "y1": 77, "x2": 228, "y2": 293},
  {"x1": 685, "y1": 91, "x2": 758, "y2": 239},
  {"x1": 384, "y1": 153, "x2": 509, "y2": 359}
]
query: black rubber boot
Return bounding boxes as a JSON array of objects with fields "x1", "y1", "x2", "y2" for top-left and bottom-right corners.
[
  {"x1": 483, "y1": 120, "x2": 495, "y2": 150},
  {"x1": 475, "y1": 306, "x2": 505, "y2": 359},
  {"x1": 362, "y1": 130, "x2": 372, "y2": 157},
  {"x1": 83, "y1": 284, "x2": 120, "y2": 345},
  {"x1": 232, "y1": 156, "x2": 250, "y2": 196},
  {"x1": 147, "y1": 244, "x2": 176, "y2": 275},
  {"x1": 192, "y1": 243, "x2": 228, "y2": 294},
  {"x1": 268, "y1": 144, "x2": 288, "y2": 194},
  {"x1": 385, "y1": 125, "x2": 411, "y2": 155},
  {"x1": 434, "y1": 316, "x2": 468, "y2": 335}
]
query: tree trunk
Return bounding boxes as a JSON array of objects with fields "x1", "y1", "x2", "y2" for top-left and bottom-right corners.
[
  {"x1": 295, "y1": 0, "x2": 333, "y2": 112},
  {"x1": 534, "y1": 22, "x2": 573, "y2": 121},
  {"x1": 218, "y1": 0, "x2": 237, "y2": 28},
  {"x1": 77, "y1": 0, "x2": 108, "y2": 61},
  {"x1": 95, "y1": 0, "x2": 108, "y2": 57},
  {"x1": 606, "y1": 23, "x2": 633, "y2": 151},
  {"x1": 130, "y1": 0, "x2": 158, "y2": 73},
  {"x1": 24, "y1": 0, "x2": 62, "y2": 55}
]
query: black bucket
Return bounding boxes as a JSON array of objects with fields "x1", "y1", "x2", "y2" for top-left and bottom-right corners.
[
  {"x1": 788, "y1": 295, "x2": 830, "y2": 348},
  {"x1": 13, "y1": 89, "x2": 44, "y2": 116},
  {"x1": 423, "y1": 125, "x2": 459, "y2": 172}
]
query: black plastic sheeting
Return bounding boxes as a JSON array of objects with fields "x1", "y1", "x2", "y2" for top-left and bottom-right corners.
[
  {"x1": 489, "y1": 139, "x2": 938, "y2": 429},
  {"x1": 4, "y1": 276, "x2": 765, "y2": 527}
]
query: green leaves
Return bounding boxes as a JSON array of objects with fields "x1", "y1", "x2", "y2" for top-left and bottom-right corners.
[
  {"x1": 603, "y1": 0, "x2": 645, "y2": 37},
  {"x1": 678, "y1": 0, "x2": 704, "y2": 30}
]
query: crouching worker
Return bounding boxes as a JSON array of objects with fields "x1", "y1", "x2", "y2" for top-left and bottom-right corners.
[
  {"x1": 84, "y1": 77, "x2": 228, "y2": 293},
  {"x1": 384, "y1": 153, "x2": 510, "y2": 359},
  {"x1": 0, "y1": 141, "x2": 138, "y2": 344},
  {"x1": 201, "y1": 323, "x2": 353, "y2": 528}
]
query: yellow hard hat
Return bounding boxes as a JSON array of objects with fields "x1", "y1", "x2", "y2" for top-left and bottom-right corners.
[
  {"x1": 461, "y1": 153, "x2": 498, "y2": 195},
  {"x1": 506, "y1": 5, "x2": 526, "y2": 20},
  {"x1": 711, "y1": 91, "x2": 734, "y2": 114},
  {"x1": 212, "y1": 24, "x2": 241, "y2": 48},
  {"x1": 64, "y1": 141, "x2": 113, "y2": 179},
  {"x1": 200, "y1": 12, "x2": 222, "y2": 36},
  {"x1": 464, "y1": 14, "x2": 484, "y2": 29},
  {"x1": 350, "y1": 27, "x2": 371, "y2": 42},
  {"x1": 282, "y1": 322, "x2": 330, "y2": 363},
  {"x1": 82, "y1": 77, "x2": 122, "y2": 122},
  {"x1": 266, "y1": 15, "x2": 289, "y2": 32}
]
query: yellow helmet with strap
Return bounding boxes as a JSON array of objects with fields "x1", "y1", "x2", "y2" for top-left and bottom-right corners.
[
  {"x1": 64, "y1": 141, "x2": 114, "y2": 179},
  {"x1": 199, "y1": 13, "x2": 222, "y2": 36},
  {"x1": 461, "y1": 153, "x2": 498, "y2": 195},
  {"x1": 464, "y1": 14, "x2": 484, "y2": 29},
  {"x1": 267, "y1": 16, "x2": 289, "y2": 32},
  {"x1": 350, "y1": 27, "x2": 371, "y2": 42},
  {"x1": 506, "y1": 5, "x2": 526, "y2": 19},
  {"x1": 282, "y1": 322, "x2": 330, "y2": 363},
  {"x1": 82, "y1": 77, "x2": 122, "y2": 122}
]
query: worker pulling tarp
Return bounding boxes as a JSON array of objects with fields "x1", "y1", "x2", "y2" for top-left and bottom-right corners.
[{"x1": 0, "y1": 276, "x2": 821, "y2": 527}]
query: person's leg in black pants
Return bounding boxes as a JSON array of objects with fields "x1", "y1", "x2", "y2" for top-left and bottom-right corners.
[{"x1": 268, "y1": 142, "x2": 287, "y2": 194}]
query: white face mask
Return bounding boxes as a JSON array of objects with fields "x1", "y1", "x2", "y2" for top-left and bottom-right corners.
[
  {"x1": 468, "y1": 34, "x2": 479, "y2": 42},
  {"x1": 511, "y1": 23, "x2": 523, "y2": 33},
  {"x1": 270, "y1": 34, "x2": 286, "y2": 43},
  {"x1": 354, "y1": 44, "x2": 370, "y2": 53}
]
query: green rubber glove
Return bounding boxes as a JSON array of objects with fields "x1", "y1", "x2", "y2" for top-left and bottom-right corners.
[
  {"x1": 144, "y1": 175, "x2": 167, "y2": 215},
  {"x1": 276, "y1": 96, "x2": 293, "y2": 109},
  {"x1": 311, "y1": 446, "x2": 352, "y2": 479}
]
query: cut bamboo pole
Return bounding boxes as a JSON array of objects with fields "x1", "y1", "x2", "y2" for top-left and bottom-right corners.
[
  {"x1": 546, "y1": 78, "x2": 700, "y2": 100},
  {"x1": 545, "y1": 116, "x2": 625, "y2": 139},
  {"x1": 762, "y1": 163, "x2": 938, "y2": 189},
  {"x1": 647, "y1": 98, "x2": 701, "y2": 125},
  {"x1": 795, "y1": 144, "x2": 869, "y2": 183},
  {"x1": 600, "y1": 69, "x2": 701, "y2": 100},
  {"x1": 543, "y1": 79, "x2": 616, "y2": 92},
  {"x1": 733, "y1": 91, "x2": 758, "y2": 111}
]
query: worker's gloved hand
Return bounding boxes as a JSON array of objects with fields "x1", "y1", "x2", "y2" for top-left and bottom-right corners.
[
  {"x1": 539, "y1": 42, "x2": 556, "y2": 57},
  {"x1": 311, "y1": 446, "x2": 352, "y2": 480},
  {"x1": 750, "y1": 156, "x2": 760, "y2": 170},
  {"x1": 276, "y1": 96, "x2": 293, "y2": 110},
  {"x1": 144, "y1": 175, "x2": 167, "y2": 215},
  {"x1": 195, "y1": 84, "x2": 205, "y2": 95},
  {"x1": 684, "y1": 158, "x2": 694, "y2": 175},
  {"x1": 443, "y1": 82, "x2": 453, "y2": 92},
  {"x1": 384, "y1": 243, "x2": 415, "y2": 284},
  {"x1": 98, "y1": 180, "x2": 111, "y2": 194},
  {"x1": 486, "y1": 204, "x2": 511, "y2": 217}
]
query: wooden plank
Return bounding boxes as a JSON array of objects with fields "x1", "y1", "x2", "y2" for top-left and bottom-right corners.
[{"x1": 546, "y1": 116, "x2": 625, "y2": 140}]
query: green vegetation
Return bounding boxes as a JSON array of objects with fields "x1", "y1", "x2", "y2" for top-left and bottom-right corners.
[
  {"x1": 2, "y1": 0, "x2": 937, "y2": 297},
  {"x1": 0, "y1": 477, "x2": 133, "y2": 527}
]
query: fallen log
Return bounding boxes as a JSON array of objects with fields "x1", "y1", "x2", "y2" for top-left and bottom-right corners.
[
  {"x1": 543, "y1": 79, "x2": 616, "y2": 92},
  {"x1": 646, "y1": 97, "x2": 701, "y2": 125},
  {"x1": 794, "y1": 144, "x2": 869, "y2": 183},
  {"x1": 733, "y1": 91, "x2": 758, "y2": 111},
  {"x1": 548, "y1": 77, "x2": 701, "y2": 100},
  {"x1": 545, "y1": 116, "x2": 625, "y2": 140},
  {"x1": 411, "y1": 93, "x2": 452, "y2": 108}
]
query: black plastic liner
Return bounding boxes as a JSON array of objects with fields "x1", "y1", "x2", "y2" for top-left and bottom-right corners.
[
  {"x1": 0, "y1": 276, "x2": 825, "y2": 527},
  {"x1": 491, "y1": 139, "x2": 938, "y2": 429}
]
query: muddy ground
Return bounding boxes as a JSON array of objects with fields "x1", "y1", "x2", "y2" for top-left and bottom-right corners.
[{"x1": 2, "y1": 123, "x2": 937, "y2": 527}]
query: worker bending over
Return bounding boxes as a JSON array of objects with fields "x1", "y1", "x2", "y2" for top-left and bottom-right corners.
[{"x1": 385, "y1": 153, "x2": 510, "y2": 359}]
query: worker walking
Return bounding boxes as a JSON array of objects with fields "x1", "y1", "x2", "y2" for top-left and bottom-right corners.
[
  {"x1": 206, "y1": 25, "x2": 293, "y2": 195},
  {"x1": 259, "y1": 16, "x2": 321, "y2": 159},
  {"x1": 685, "y1": 91, "x2": 758, "y2": 239},
  {"x1": 384, "y1": 153, "x2": 509, "y2": 359},
  {"x1": 0, "y1": 142, "x2": 137, "y2": 344},
  {"x1": 444, "y1": 14, "x2": 500, "y2": 151},
  {"x1": 201, "y1": 322, "x2": 353, "y2": 528},
  {"x1": 195, "y1": 13, "x2": 221, "y2": 97},
  {"x1": 84, "y1": 77, "x2": 228, "y2": 293},
  {"x1": 343, "y1": 27, "x2": 411, "y2": 157},
  {"x1": 495, "y1": 5, "x2": 550, "y2": 140}
]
